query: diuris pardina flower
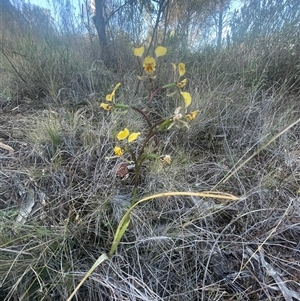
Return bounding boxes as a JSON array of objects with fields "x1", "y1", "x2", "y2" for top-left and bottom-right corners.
[
  {"x1": 186, "y1": 110, "x2": 200, "y2": 121},
  {"x1": 114, "y1": 146, "x2": 124, "y2": 156},
  {"x1": 117, "y1": 128, "x2": 140, "y2": 143},
  {"x1": 100, "y1": 103, "x2": 113, "y2": 111},
  {"x1": 100, "y1": 83, "x2": 121, "y2": 111},
  {"x1": 177, "y1": 78, "x2": 187, "y2": 89},
  {"x1": 143, "y1": 56, "x2": 156, "y2": 75},
  {"x1": 106, "y1": 83, "x2": 121, "y2": 102},
  {"x1": 167, "y1": 107, "x2": 187, "y2": 129},
  {"x1": 117, "y1": 128, "x2": 130, "y2": 140},
  {"x1": 134, "y1": 45, "x2": 167, "y2": 75},
  {"x1": 172, "y1": 107, "x2": 183, "y2": 121},
  {"x1": 114, "y1": 128, "x2": 140, "y2": 157}
]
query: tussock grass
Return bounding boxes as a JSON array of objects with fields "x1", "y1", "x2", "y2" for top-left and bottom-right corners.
[{"x1": 1, "y1": 16, "x2": 300, "y2": 301}]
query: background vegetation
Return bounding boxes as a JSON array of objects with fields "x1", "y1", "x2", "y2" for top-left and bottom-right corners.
[{"x1": 0, "y1": 0, "x2": 299, "y2": 300}]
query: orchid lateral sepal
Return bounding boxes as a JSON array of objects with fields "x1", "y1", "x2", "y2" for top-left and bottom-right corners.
[
  {"x1": 115, "y1": 104, "x2": 129, "y2": 109},
  {"x1": 157, "y1": 119, "x2": 173, "y2": 131},
  {"x1": 163, "y1": 83, "x2": 177, "y2": 89},
  {"x1": 144, "y1": 153, "x2": 160, "y2": 160}
]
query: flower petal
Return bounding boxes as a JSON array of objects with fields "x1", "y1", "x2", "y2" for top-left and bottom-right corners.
[
  {"x1": 105, "y1": 93, "x2": 113, "y2": 101},
  {"x1": 133, "y1": 46, "x2": 145, "y2": 57},
  {"x1": 186, "y1": 110, "x2": 199, "y2": 121},
  {"x1": 114, "y1": 146, "x2": 124, "y2": 156},
  {"x1": 143, "y1": 56, "x2": 156, "y2": 74},
  {"x1": 178, "y1": 62, "x2": 186, "y2": 77},
  {"x1": 171, "y1": 63, "x2": 177, "y2": 73},
  {"x1": 173, "y1": 107, "x2": 182, "y2": 121},
  {"x1": 112, "y1": 82, "x2": 121, "y2": 93},
  {"x1": 166, "y1": 91, "x2": 177, "y2": 97},
  {"x1": 107, "y1": 82, "x2": 121, "y2": 101},
  {"x1": 181, "y1": 92, "x2": 192, "y2": 108},
  {"x1": 155, "y1": 46, "x2": 167, "y2": 57},
  {"x1": 174, "y1": 107, "x2": 182, "y2": 116},
  {"x1": 117, "y1": 128, "x2": 130, "y2": 140},
  {"x1": 177, "y1": 78, "x2": 187, "y2": 89},
  {"x1": 128, "y1": 132, "x2": 141, "y2": 143},
  {"x1": 163, "y1": 155, "x2": 172, "y2": 164},
  {"x1": 100, "y1": 103, "x2": 112, "y2": 110},
  {"x1": 157, "y1": 119, "x2": 172, "y2": 131}
]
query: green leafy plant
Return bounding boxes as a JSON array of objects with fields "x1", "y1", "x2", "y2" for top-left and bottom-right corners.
[
  {"x1": 66, "y1": 45, "x2": 240, "y2": 300},
  {"x1": 100, "y1": 45, "x2": 199, "y2": 202}
]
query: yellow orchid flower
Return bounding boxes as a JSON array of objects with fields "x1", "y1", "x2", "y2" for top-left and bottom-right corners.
[
  {"x1": 181, "y1": 92, "x2": 192, "y2": 108},
  {"x1": 143, "y1": 56, "x2": 156, "y2": 74},
  {"x1": 114, "y1": 146, "x2": 124, "y2": 156},
  {"x1": 117, "y1": 128, "x2": 130, "y2": 140},
  {"x1": 186, "y1": 110, "x2": 199, "y2": 121},
  {"x1": 155, "y1": 46, "x2": 167, "y2": 57},
  {"x1": 133, "y1": 45, "x2": 145, "y2": 57},
  {"x1": 128, "y1": 132, "x2": 141, "y2": 143},
  {"x1": 168, "y1": 107, "x2": 189, "y2": 129},
  {"x1": 105, "y1": 93, "x2": 113, "y2": 101},
  {"x1": 178, "y1": 63, "x2": 186, "y2": 77},
  {"x1": 105, "y1": 82, "x2": 121, "y2": 102},
  {"x1": 177, "y1": 78, "x2": 187, "y2": 89},
  {"x1": 100, "y1": 103, "x2": 112, "y2": 111}
]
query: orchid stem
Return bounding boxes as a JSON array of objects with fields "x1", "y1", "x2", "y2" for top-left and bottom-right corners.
[
  {"x1": 147, "y1": 86, "x2": 163, "y2": 108},
  {"x1": 130, "y1": 106, "x2": 152, "y2": 127}
]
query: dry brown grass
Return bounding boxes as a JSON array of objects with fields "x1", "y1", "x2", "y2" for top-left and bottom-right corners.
[
  {"x1": 1, "y1": 72, "x2": 299, "y2": 300},
  {"x1": 0, "y1": 15, "x2": 300, "y2": 300}
]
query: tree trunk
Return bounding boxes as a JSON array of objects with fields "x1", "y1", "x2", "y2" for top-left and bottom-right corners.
[
  {"x1": 217, "y1": 1, "x2": 224, "y2": 48},
  {"x1": 92, "y1": 0, "x2": 109, "y2": 64}
]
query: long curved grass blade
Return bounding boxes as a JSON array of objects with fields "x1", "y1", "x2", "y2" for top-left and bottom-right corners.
[
  {"x1": 109, "y1": 215, "x2": 131, "y2": 256},
  {"x1": 66, "y1": 253, "x2": 108, "y2": 301},
  {"x1": 68, "y1": 190, "x2": 238, "y2": 297},
  {"x1": 109, "y1": 191, "x2": 238, "y2": 256}
]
